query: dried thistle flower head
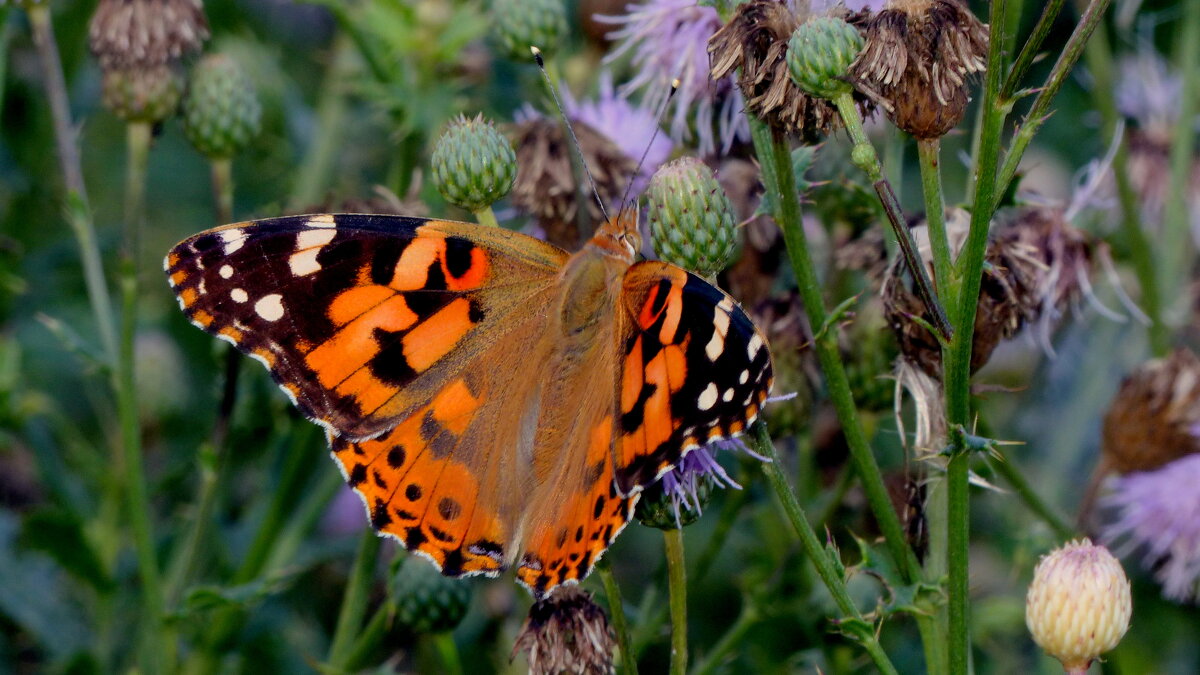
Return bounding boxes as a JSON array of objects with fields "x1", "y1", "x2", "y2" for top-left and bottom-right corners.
[
  {"x1": 1102, "y1": 349, "x2": 1200, "y2": 474},
  {"x1": 710, "y1": 0, "x2": 867, "y2": 141},
  {"x1": 510, "y1": 116, "x2": 635, "y2": 248},
  {"x1": 1025, "y1": 539, "x2": 1131, "y2": 673},
  {"x1": 849, "y1": 0, "x2": 988, "y2": 139},
  {"x1": 512, "y1": 585, "x2": 616, "y2": 675},
  {"x1": 89, "y1": 0, "x2": 209, "y2": 70}
]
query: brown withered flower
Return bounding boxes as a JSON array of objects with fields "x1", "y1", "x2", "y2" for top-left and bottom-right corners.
[
  {"x1": 710, "y1": 0, "x2": 866, "y2": 141},
  {"x1": 89, "y1": 0, "x2": 209, "y2": 70},
  {"x1": 849, "y1": 0, "x2": 988, "y2": 139},
  {"x1": 881, "y1": 209, "x2": 1031, "y2": 376},
  {"x1": 512, "y1": 585, "x2": 616, "y2": 675},
  {"x1": 511, "y1": 117, "x2": 635, "y2": 249},
  {"x1": 1101, "y1": 349, "x2": 1200, "y2": 475}
]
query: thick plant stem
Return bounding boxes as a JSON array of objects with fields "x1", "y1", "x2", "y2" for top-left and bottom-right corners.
[
  {"x1": 119, "y1": 119, "x2": 169, "y2": 670},
  {"x1": 328, "y1": 530, "x2": 382, "y2": 668},
  {"x1": 596, "y1": 558, "x2": 638, "y2": 675},
  {"x1": 749, "y1": 117, "x2": 918, "y2": 583},
  {"x1": 917, "y1": 139, "x2": 955, "y2": 310},
  {"x1": 28, "y1": 5, "x2": 117, "y2": 363},
  {"x1": 1079, "y1": 20, "x2": 1166, "y2": 355},
  {"x1": 473, "y1": 205, "x2": 501, "y2": 229},
  {"x1": 754, "y1": 425, "x2": 900, "y2": 675},
  {"x1": 832, "y1": 93, "x2": 952, "y2": 340},
  {"x1": 211, "y1": 157, "x2": 233, "y2": 224},
  {"x1": 664, "y1": 529, "x2": 688, "y2": 675}
]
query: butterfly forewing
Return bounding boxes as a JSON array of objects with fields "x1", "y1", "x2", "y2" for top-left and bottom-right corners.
[{"x1": 165, "y1": 214, "x2": 567, "y2": 439}]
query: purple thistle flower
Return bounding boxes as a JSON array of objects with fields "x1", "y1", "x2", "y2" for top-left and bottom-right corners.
[
  {"x1": 1114, "y1": 46, "x2": 1184, "y2": 137},
  {"x1": 1100, "y1": 453, "x2": 1200, "y2": 602},
  {"x1": 655, "y1": 437, "x2": 766, "y2": 527},
  {"x1": 596, "y1": 0, "x2": 749, "y2": 156}
]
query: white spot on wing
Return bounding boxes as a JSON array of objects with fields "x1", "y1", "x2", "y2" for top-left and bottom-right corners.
[
  {"x1": 288, "y1": 229, "x2": 336, "y2": 276},
  {"x1": 308, "y1": 214, "x2": 336, "y2": 227},
  {"x1": 747, "y1": 333, "x2": 763, "y2": 359},
  {"x1": 739, "y1": 369, "x2": 749, "y2": 384},
  {"x1": 219, "y1": 264, "x2": 234, "y2": 279},
  {"x1": 723, "y1": 388, "x2": 734, "y2": 402},
  {"x1": 697, "y1": 382, "x2": 718, "y2": 411},
  {"x1": 230, "y1": 288, "x2": 249, "y2": 303},
  {"x1": 705, "y1": 331, "x2": 724, "y2": 361},
  {"x1": 219, "y1": 228, "x2": 245, "y2": 254},
  {"x1": 255, "y1": 293, "x2": 284, "y2": 321}
]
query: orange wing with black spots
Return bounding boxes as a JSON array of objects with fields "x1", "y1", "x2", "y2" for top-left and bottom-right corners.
[
  {"x1": 166, "y1": 214, "x2": 568, "y2": 439},
  {"x1": 612, "y1": 262, "x2": 774, "y2": 495}
]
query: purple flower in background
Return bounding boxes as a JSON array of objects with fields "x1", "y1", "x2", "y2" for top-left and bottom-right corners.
[
  {"x1": 1114, "y1": 47, "x2": 1183, "y2": 137},
  {"x1": 597, "y1": 0, "x2": 749, "y2": 156},
  {"x1": 1100, "y1": 453, "x2": 1200, "y2": 602}
]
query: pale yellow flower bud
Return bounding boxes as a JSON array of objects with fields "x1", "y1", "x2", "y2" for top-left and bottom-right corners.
[{"x1": 1025, "y1": 539, "x2": 1132, "y2": 673}]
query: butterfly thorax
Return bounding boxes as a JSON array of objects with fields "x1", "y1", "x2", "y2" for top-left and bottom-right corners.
[{"x1": 554, "y1": 214, "x2": 638, "y2": 339}]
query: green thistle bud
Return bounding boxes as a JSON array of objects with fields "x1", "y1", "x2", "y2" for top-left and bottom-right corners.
[
  {"x1": 786, "y1": 16, "x2": 864, "y2": 100},
  {"x1": 635, "y1": 473, "x2": 714, "y2": 530},
  {"x1": 182, "y1": 54, "x2": 261, "y2": 159},
  {"x1": 490, "y1": 0, "x2": 568, "y2": 61},
  {"x1": 647, "y1": 157, "x2": 738, "y2": 278},
  {"x1": 431, "y1": 114, "x2": 517, "y2": 213},
  {"x1": 392, "y1": 558, "x2": 472, "y2": 634},
  {"x1": 102, "y1": 65, "x2": 182, "y2": 124}
]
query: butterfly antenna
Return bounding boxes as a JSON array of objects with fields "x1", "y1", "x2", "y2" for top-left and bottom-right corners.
[
  {"x1": 617, "y1": 77, "x2": 679, "y2": 215},
  {"x1": 532, "y1": 46, "x2": 610, "y2": 223}
]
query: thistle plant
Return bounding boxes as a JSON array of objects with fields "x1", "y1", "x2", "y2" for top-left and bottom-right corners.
[{"x1": 8, "y1": 1, "x2": 1200, "y2": 673}]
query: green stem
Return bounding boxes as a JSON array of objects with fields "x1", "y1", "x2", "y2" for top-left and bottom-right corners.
[
  {"x1": 211, "y1": 157, "x2": 233, "y2": 224},
  {"x1": 832, "y1": 92, "x2": 952, "y2": 340},
  {"x1": 27, "y1": 5, "x2": 117, "y2": 363},
  {"x1": 749, "y1": 117, "x2": 918, "y2": 583},
  {"x1": 328, "y1": 531, "x2": 383, "y2": 667},
  {"x1": 754, "y1": 425, "x2": 900, "y2": 675},
  {"x1": 664, "y1": 529, "x2": 688, "y2": 675},
  {"x1": 689, "y1": 599, "x2": 760, "y2": 675},
  {"x1": 431, "y1": 633, "x2": 463, "y2": 675},
  {"x1": 917, "y1": 139, "x2": 956, "y2": 311},
  {"x1": 119, "y1": 119, "x2": 169, "y2": 670},
  {"x1": 1160, "y1": 0, "x2": 1200, "y2": 303},
  {"x1": 343, "y1": 601, "x2": 393, "y2": 672},
  {"x1": 993, "y1": 0, "x2": 1115, "y2": 204},
  {"x1": 596, "y1": 558, "x2": 638, "y2": 675},
  {"x1": 1079, "y1": 19, "x2": 1166, "y2": 355},
  {"x1": 988, "y1": 457, "x2": 1074, "y2": 539},
  {"x1": 1001, "y1": 0, "x2": 1066, "y2": 100},
  {"x1": 473, "y1": 205, "x2": 501, "y2": 229}
]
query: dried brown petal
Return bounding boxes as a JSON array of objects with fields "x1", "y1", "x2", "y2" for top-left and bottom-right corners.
[
  {"x1": 709, "y1": 0, "x2": 867, "y2": 141},
  {"x1": 89, "y1": 0, "x2": 209, "y2": 70},
  {"x1": 850, "y1": 0, "x2": 987, "y2": 139},
  {"x1": 512, "y1": 586, "x2": 616, "y2": 675},
  {"x1": 511, "y1": 117, "x2": 635, "y2": 249},
  {"x1": 1102, "y1": 349, "x2": 1200, "y2": 474}
]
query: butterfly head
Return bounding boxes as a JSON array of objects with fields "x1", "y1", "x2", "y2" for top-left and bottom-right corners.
[{"x1": 590, "y1": 208, "x2": 641, "y2": 262}]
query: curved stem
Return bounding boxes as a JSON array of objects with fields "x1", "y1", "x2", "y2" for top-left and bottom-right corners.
[
  {"x1": 749, "y1": 117, "x2": 919, "y2": 583},
  {"x1": 328, "y1": 530, "x2": 382, "y2": 668},
  {"x1": 664, "y1": 529, "x2": 688, "y2": 675},
  {"x1": 596, "y1": 558, "x2": 638, "y2": 675}
]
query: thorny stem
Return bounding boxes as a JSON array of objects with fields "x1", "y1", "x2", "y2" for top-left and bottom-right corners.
[
  {"x1": 664, "y1": 529, "x2": 688, "y2": 675},
  {"x1": 1078, "y1": 15, "x2": 1166, "y2": 355},
  {"x1": 993, "y1": 0, "x2": 1115, "y2": 202},
  {"x1": 1000, "y1": 0, "x2": 1066, "y2": 100},
  {"x1": 917, "y1": 138, "x2": 956, "y2": 311},
  {"x1": 753, "y1": 424, "x2": 900, "y2": 675},
  {"x1": 596, "y1": 558, "x2": 638, "y2": 675},
  {"x1": 832, "y1": 92, "x2": 952, "y2": 340},
  {"x1": 27, "y1": 5, "x2": 117, "y2": 363},
  {"x1": 749, "y1": 117, "x2": 919, "y2": 583},
  {"x1": 1159, "y1": 0, "x2": 1200, "y2": 304},
  {"x1": 328, "y1": 531, "x2": 383, "y2": 668}
]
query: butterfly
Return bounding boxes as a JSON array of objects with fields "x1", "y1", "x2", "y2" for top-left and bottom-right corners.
[{"x1": 165, "y1": 210, "x2": 773, "y2": 596}]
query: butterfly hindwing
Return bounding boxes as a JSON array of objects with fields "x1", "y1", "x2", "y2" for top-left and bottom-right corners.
[
  {"x1": 614, "y1": 262, "x2": 774, "y2": 494},
  {"x1": 166, "y1": 214, "x2": 568, "y2": 439}
]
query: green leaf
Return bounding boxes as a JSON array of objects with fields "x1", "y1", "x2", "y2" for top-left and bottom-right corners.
[
  {"x1": 0, "y1": 512, "x2": 90, "y2": 658},
  {"x1": 176, "y1": 569, "x2": 299, "y2": 618},
  {"x1": 18, "y1": 508, "x2": 114, "y2": 593}
]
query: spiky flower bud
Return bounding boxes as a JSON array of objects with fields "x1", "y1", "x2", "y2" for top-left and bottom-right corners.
[
  {"x1": 1026, "y1": 540, "x2": 1131, "y2": 673},
  {"x1": 102, "y1": 64, "x2": 183, "y2": 123},
  {"x1": 647, "y1": 157, "x2": 738, "y2": 278},
  {"x1": 392, "y1": 558, "x2": 472, "y2": 634},
  {"x1": 89, "y1": 0, "x2": 209, "y2": 70},
  {"x1": 787, "y1": 16, "x2": 865, "y2": 100},
  {"x1": 431, "y1": 114, "x2": 517, "y2": 214},
  {"x1": 182, "y1": 54, "x2": 261, "y2": 159},
  {"x1": 490, "y1": 0, "x2": 568, "y2": 61}
]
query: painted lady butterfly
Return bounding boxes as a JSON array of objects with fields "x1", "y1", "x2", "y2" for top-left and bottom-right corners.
[{"x1": 165, "y1": 210, "x2": 772, "y2": 595}]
